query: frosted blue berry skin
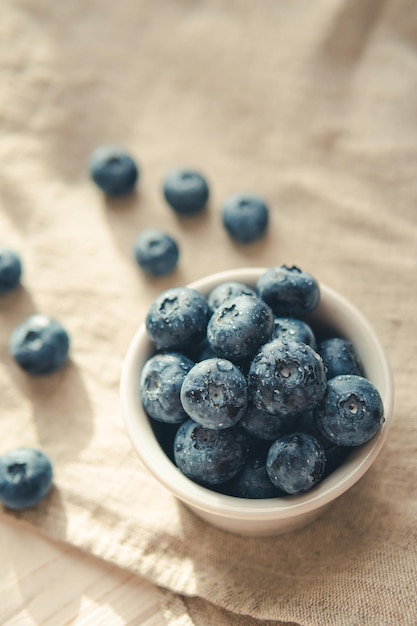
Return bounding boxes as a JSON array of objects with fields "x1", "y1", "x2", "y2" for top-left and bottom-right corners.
[
  {"x1": 248, "y1": 338, "x2": 327, "y2": 417},
  {"x1": 133, "y1": 229, "x2": 179, "y2": 277},
  {"x1": 207, "y1": 281, "x2": 257, "y2": 312},
  {"x1": 266, "y1": 432, "x2": 326, "y2": 495},
  {"x1": 207, "y1": 294, "x2": 274, "y2": 363},
  {"x1": 0, "y1": 448, "x2": 53, "y2": 510},
  {"x1": 226, "y1": 451, "x2": 285, "y2": 499},
  {"x1": 9, "y1": 314, "x2": 70, "y2": 376},
  {"x1": 256, "y1": 265, "x2": 320, "y2": 318},
  {"x1": 271, "y1": 316, "x2": 317, "y2": 350},
  {"x1": 163, "y1": 169, "x2": 209, "y2": 215},
  {"x1": 89, "y1": 145, "x2": 138, "y2": 197},
  {"x1": 314, "y1": 375, "x2": 384, "y2": 447},
  {"x1": 317, "y1": 337, "x2": 362, "y2": 380},
  {"x1": 140, "y1": 352, "x2": 194, "y2": 424},
  {"x1": 239, "y1": 402, "x2": 296, "y2": 441},
  {"x1": 146, "y1": 287, "x2": 210, "y2": 352},
  {"x1": 174, "y1": 419, "x2": 248, "y2": 485},
  {"x1": 180, "y1": 358, "x2": 247, "y2": 430},
  {"x1": 0, "y1": 247, "x2": 22, "y2": 295},
  {"x1": 222, "y1": 193, "x2": 269, "y2": 243}
]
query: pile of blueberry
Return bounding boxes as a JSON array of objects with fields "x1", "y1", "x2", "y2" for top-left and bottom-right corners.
[
  {"x1": 89, "y1": 146, "x2": 270, "y2": 278},
  {"x1": 140, "y1": 265, "x2": 385, "y2": 498}
]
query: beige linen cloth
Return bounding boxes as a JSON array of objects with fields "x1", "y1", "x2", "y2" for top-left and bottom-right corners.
[{"x1": 1, "y1": 0, "x2": 416, "y2": 624}]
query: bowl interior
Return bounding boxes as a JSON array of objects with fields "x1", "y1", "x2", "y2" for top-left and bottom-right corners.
[{"x1": 121, "y1": 268, "x2": 393, "y2": 521}]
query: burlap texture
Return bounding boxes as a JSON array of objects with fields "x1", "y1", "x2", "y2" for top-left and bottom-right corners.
[{"x1": 1, "y1": 0, "x2": 416, "y2": 624}]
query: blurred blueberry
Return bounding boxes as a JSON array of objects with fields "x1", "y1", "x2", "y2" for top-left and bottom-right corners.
[
  {"x1": 89, "y1": 145, "x2": 139, "y2": 197},
  {"x1": 163, "y1": 169, "x2": 209, "y2": 215},
  {"x1": 133, "y1": 229, "x2": 179, "y2": 277},
  {"x1": 174, "y1": 419, "x2": 248, "y2": 485},
  {"x1": 140, "y1": 352, "x2": 194, "y2": 424},
  {"x1": 317, "y1": 337, "x2": 362, "y2": 380},
  {"x1": 315, "y1": 374, "x2": 384, "y2": 446},
  {"x1": 266, "y1": 433, "x2": 326, "y2": 495},
  {"x1": 0, "y1": 447, "x2": 53, "y2": 510},
  {"x1": 0, "y1": 246, "x2": 22, "y2": 295},
  {"x1": 257, "y1": 265, "x2": 320, "y2": 317},
  {"x1": 180, "y1": 358, "x2": 247, "y2": 430},
  {"x1": 222, "y1": 193, "x2": 269, "y2": 243},
  {"x1": 9, "y1": 314, "x2": 70, "y2": 376}
]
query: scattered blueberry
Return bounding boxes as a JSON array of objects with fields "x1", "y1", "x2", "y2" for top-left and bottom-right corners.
[
  {"x1": 174, "y1": 419, "x2": 248, "y2": 485},
  {"x1": 266, "y1": 433, "x2": 326, "y2": 495},
  {"x1": 317, "y1": 337, "x2": 362, "y2": 380},
  {"x1": 133, "y1": 228, "x2": 179, "y2": 277},
  {"x1": 248, "y1": 338, "x2": 327, "y2": 416},
  {"x1": 207, "y1": 281, "x2": 257, "y2": 312},
  {"x1": 271, "y1": 316, "x2": 317, "y2": 350},
  {"x1": 89, "y1": 145, "x2": 139, "y2": 197},
  {"x1": 180, "y1": 358, "x2": 247, "y2": 429},
  {"x1": 146, "y1": 287, "x2": 210, "y2": 352},
  {"x1": 9, "y1": 314, "x2": 70, "y2": 376},
  {"x1": 256, "y1": 265, "x2": 320, "y2": 317},
  {"x1": 314, "y1": 375, "x2": 384, "y2": 446},
  {"x1": 163, "y1": 169, "x2": 209, "y2": 216},
  {"x1": 0, "y1": 447, "x2": 53, "y2": 510},
  {"x1": 207, "y1": 294, "x2": 274, "y2": 362},
  {"x1": 0, "y1": 246, "x2": 22, "y2": 295},
  {"x1": 140, "y1": 352, "x2": 194, "y2": 424},
  {"x1": 222, "y1": 193, "x2": 269, "y2": 243}
]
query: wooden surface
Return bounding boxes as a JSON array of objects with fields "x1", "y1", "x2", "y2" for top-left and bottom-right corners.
[{"x1": 0, "y1": 515, "x2": 165, "y2": 626}]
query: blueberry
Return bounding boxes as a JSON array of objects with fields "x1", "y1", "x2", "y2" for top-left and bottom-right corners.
[
  {"x1": 0, "y1": 447, "x2": 53, "y2": 510},
  {"x1": 207, "y1": 281, "x2": 257, "y2": 312},
  {"x1": 133, "y1": 229, "x2": 179, "y2": 277},
  {"x1": 163, "y1": 169, "x2": 209, "y2": 216},
  {"x1": 140, "y1": 352, "x2": 194, "y2": 424},
  {"x1": 145, "y1": 287, "x2": 210, "y2": 351},
  {"x1": 180, "y1": 358, "x2": 247, "y2": 429},
  {"x1": 248, "y1": 338, "x2": 327, "y2": 416},
  {"x1": 207, "y1": 294, "x2": 274, "y2": 363},
  {"x1": 222, "y1": 193, "x2": 269, "y2": 243},
  {"x1": 256, "y1": 265, "x2": 320, "y2": 317},
  {"x1": 174, "y1": 419, "x2": 248, "y2": 485},
  {"x1": 314, "y1": 375, "x2": 384, "y2": 446},
  {"x1": 266, "y1": 433, "x2": 326, "y2": 495},
  {"x1": 239, "y1": 402, "x2": 296, "y2": 441},
  {"x1": 227, "y1": 450, "x2": 285, "y2": 499},
  {"x1": 317, "y1": 337, "x2": 362, "y2": 380},
  {"x1": 9, "y1": 314, "x2": 70, "y2": 376},
  {"x1": 0, "y1": 246, "x2": 22, "y2": 295},
  {"x1": 271, "y1": 316, "x2": 317, "y2": 350},
  {"x1": 89, "y1": 145, "x2": 139, "y2": 197}
]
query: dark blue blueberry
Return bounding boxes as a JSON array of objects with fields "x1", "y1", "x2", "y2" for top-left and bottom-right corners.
[
  {"x1": 207, "y1": 281, "x2": 257, "y2": 312},
  {"x1": 271, "y1": 316, "x2": 317, "y2": 350},
  {"x1": 222, "y1": 193, "x2": 269, "y2": 243},
  {"x1": 145, "y1": 287, "x2": 210, "y2": 351},
  {"x1": 163, "y1": 169, "x2": 209, "y2": 215},
  {"x1": 140, "y1": 352, "x2": 194, "y2": 424},
  {"x1": 0, "y1": 447, "x2": 53, "y2": 510},
  {"x1": 314, "y1": 375, "x2": 384, "y2": 446},
  {"x1": 266, "y1": 432, "x2": 326, "y2": 495},
  {"x1": 174, "y1": 420, "x2": 248, "y2": 485},
  {"x1": 207, "y1": 294, "x2": 274, "y2": 363},
  {"x1": 180, "y1": 358, "x2": 247, "y2": 429},
  {"x1": 133, "y1": 229, "x2": 179, "y2": 277},
  {"x1": 0, "y1": 246, "x2": 22, "y2": 295},
  {"x1": 239, "y1": 402, "x2": 296, "y2": 441},
  {"x1": 194, "y1": 337, "x2": 219, "y2": 361},
  {"x1": 256, "y1": 265, "x2": 320, "y2": 317},
  {"x1": 248, "y1": 338, "x2": 327, "y2": 416},
  {"x1": 89, "y1": 145, "x2": 139, "y2": 197},
  {"x1": 227, "y1": 450, "x2": 285, "y2": 499},
  {"x1": 9, "y1": 314, "x2": 70, "y2": 376},
  {"x1": 317, "y1": 337, "x2": 362, "y2": 380}
]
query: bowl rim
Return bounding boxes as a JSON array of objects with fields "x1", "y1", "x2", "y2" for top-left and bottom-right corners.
[{"x1": 120, "y1": 267, "x2": 394, "y2": 521}]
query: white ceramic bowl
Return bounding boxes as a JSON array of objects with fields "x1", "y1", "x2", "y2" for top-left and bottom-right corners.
[{"x1": 120, "y1": 268, "x2": 394, "y2": 536}]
